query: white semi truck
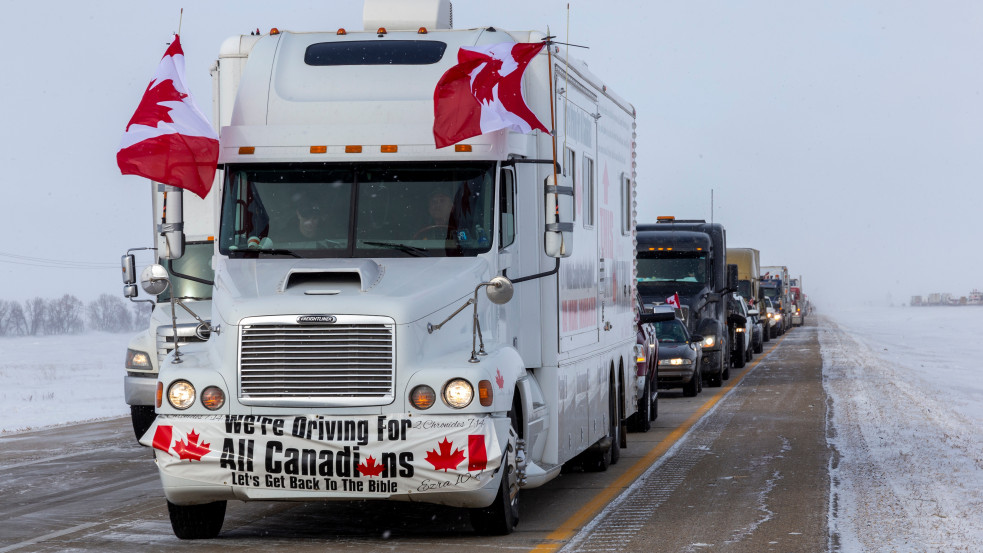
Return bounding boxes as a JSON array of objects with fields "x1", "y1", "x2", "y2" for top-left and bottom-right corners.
[
  {"x1": 136, "y1": 0, "x2": 639, "y2": 539},
  {"x1": 121, "y1": 180, "x2": 217, "y2": 440}
]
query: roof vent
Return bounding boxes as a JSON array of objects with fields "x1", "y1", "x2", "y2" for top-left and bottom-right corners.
[{"x1": 363, "y1": 0, "x2": 452, "y2": 31}]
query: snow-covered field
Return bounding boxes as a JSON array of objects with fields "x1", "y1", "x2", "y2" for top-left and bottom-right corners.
[
  {"x1": 0, "y1": 332, "x2": 132, "y2": 433},
  {"x1": 822, "y1": 306, "x2": 983, "y2": 551}
]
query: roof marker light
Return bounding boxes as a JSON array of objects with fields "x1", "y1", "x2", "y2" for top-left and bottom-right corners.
[
  {"x1": 418, "y1": 27, "x2": 428, "y2": 34},
  {"x1": 380, "y1": 145, "x2": 398, "y2": 153},
  {"x1": 455, "y1": 144, "x2": 472, "y2": 152},
  {"x1": 345, "y1": 145, "x2": 363, "y2": 153},
  {"x1": 238, "y1": 147, "x2": 255, "y2": 155},
  {"x1": 377, "y1": 27, "x2": 387, "y2": 35},
  {"x1": 310, "y1": 145, "x2": 327, "y2": 154},
  {"x1": 337, "y1": 28, "x2": 347, "y2": 35},
  {"x1": 270, "y1": 28, "x2": 280, "y2": 35}
]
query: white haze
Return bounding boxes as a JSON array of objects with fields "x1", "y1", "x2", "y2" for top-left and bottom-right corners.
[{"x1": 2, "y1": 1, "x2": 982, "y2": 308}]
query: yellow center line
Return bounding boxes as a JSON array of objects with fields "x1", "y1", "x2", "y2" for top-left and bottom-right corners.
[{"x1": 528, "y1": 333, "x2": 789, "y2": 553}]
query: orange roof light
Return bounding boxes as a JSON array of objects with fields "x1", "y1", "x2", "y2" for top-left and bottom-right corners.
[
  {"x1": 380, "y1": 145, "x2": 398, "y2": 153},
  {"x1": 455, "y1": 144, "x2": 473, "y2": 152},
  {"x1": 270, "y1": 28, "x2": 280, "y2": 35},
  {"x1": 238, "y1": 146, "x2": 255, "y2": 155},
  {"x1": 345, "y1": 145, "x2": 363, "y2": 153},
  {"x1": 310, "y1": 145, "x2": 327, "y2": 154},
  {"x1": 657, "y1": 215, "x2": 675, "y2": 221},
  {"x1": 418, "y1": 27, "x2": 428, "y2": 34},
  {"x1": 377, "y1": 27, "x2": 387, "y2": 35},
  {"x1": 337, "y1": 28, "x2": 347, "y2": 35}
]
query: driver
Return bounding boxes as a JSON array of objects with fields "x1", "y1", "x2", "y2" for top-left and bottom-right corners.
[{"x1": 416, "y1": 189, "x2": 458, "y2": 240}]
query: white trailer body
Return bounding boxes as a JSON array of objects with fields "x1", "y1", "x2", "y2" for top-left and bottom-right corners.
[{"x1": 142, "y1": 0, "x2": 637, "y2": 535}]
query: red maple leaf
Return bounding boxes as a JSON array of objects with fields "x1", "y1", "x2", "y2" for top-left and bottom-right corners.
[
  {"x1": 495, "y1": 369, "x2": 504, "y2": 389},
  {"x1": 126, "y1": 78, "x2": 187, "y2": 131},
  {"x1": 425, "y1": 437, "x2": 466, "y2": 472},
  {"x1": 172, "y1": 429, "x2": 210, "y2": 461},
  {"x1": 357, "y1": 455, "x2": 385, "y2": 477}
]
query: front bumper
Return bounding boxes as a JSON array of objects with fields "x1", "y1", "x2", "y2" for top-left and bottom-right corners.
[
  {"x1": 123, "y1": 372, "x2": 157, "y2": 406},
  {"x1": 142, "y1": 413, "x2": 512, "y2": 508}
]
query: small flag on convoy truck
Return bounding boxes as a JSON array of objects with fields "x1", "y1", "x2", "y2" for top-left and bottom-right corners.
[
  {"x1": 117, "y1": 35, "x2": 219, "y2": 199},
  {"x1": 666, "y1": 293, "x2": 681, "y2": 309},
  {"x1": 433, "y1": 42, "x2": 549, "y2": 148}
]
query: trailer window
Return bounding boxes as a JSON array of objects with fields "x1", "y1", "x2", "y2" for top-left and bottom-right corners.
[{"x1": 305, "y1": 41, "x2": 447, "y2": 66}]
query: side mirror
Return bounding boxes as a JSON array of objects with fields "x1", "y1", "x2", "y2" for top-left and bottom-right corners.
[
  {"x1": 159, "y1": 185, "x2": 185, "y2": 260},
  {"x1": 121, "y1": 254, "x2": 136, "y2": 285},
  {"x1": 485, "y1": 275, "x2": 514, "y2": 305},
  {"x1": 140, "y1": 264, "x2": 170, "y2": 296},
  {"x1": 748, "y1": 309, "x2": 759, "y2": 316},
  {"x1": 544, "y1": 174, "x2": 573, "y2": 258},
  {"x1": 640, "y1": 311, "x2": 675, "y2": 324},
  {"x1": 728, "y1": 312, "x2": 747, "y2": 327},
  {"x1": 690, "y1": 334, "x2": 704, "y2": 343},
  {"x1": 726, "y1": 264, "x2": 738, "y2": 292}
]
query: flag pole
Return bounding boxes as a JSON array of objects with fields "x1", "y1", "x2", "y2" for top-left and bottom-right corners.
[
  {"x1": 176, "y1": 8, "x2": 184, "y2": 36},
  {"x1": 545, "y1": 31, "x2": 560, "y2": 215}
]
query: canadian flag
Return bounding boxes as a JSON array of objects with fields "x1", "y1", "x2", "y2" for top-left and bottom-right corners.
[
  {"x1": 117, "y1": 35, "x2": 219, "y2": 199},
  {"x1": 666, "y1": 293, "x2": 681, "y2": 309},
  {"x1": 433, "y1": 42, "x2": 549, "y2": 148}
]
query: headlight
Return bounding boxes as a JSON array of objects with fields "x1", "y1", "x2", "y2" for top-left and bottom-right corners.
[
  {"x1": 167, "y1": 380, "x2": 196, "y2": 410},
  {"x1": 774, "y1": 314, "x2": 782, "y2": 320},
  {"x1": 702, "y1": 335, "x2": 716, "y2": 348},
  {"x1": 442, "y1": 378, "x2": 474, "y2": 409},
  {"x1": 410, "y1": 385, "x2": 436, "y2": 410},
  {"x1": 201, "y1": 386, "x2": 225, "y2": 410},
  {"x1": 659, "y1": 358, "x2": 693, "y2": 366},
  {"x1": 735, "y1": 327, "x2": 745, "y2": 333},
  {"x1": 125, "y1": 349, "x2": 152, "y2": 369}
]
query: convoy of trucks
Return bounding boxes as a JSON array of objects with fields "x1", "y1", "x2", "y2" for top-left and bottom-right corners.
[{"x1": 119, "y1": 0, "x2": 810, "y2": 540}]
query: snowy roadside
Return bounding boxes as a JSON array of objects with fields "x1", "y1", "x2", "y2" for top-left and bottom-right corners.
[
  {"x1": 821, "y1": 307, "x2": 983, "y2": 552},
  {"x1": 0, "y1": 332, "x2": 133, "y2": 434}
]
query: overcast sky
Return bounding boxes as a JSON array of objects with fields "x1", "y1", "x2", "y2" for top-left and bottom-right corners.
[{"x1": 2, "y1": 0, "x2": 981, "y2": 309}]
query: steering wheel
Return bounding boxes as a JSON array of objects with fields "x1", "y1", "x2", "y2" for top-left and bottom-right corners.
[{"x1": 413, "y1": 225, "x2": 450, "y2": 240}]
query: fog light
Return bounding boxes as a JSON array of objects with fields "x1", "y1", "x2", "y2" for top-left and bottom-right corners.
[
  {"x1": 201, "y1": 386, "x2": 225, "y2": 410},
  {"x1": 167, "y1": 380, "x2": 195, "y2": 410},
  {"x1": 410, "y1": 385, "x2": 436, "y2": 410},
  {"x1": 443, "y1": 378, "x2": 474, "y2": 408}
]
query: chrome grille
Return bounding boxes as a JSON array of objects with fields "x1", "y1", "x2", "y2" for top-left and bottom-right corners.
[{"x1": 238, "y1": 315, "x2": 395, "y2": 406}]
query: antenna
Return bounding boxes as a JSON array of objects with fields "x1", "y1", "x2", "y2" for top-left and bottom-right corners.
[{"x1": 711, "y1": 189, "x2": 714, "y2": 224}]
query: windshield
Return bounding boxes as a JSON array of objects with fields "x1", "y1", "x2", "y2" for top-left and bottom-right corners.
[
  {"x1": 762, "y1": 286, "x2": 781, "y2": 301},
  {"x1": 654, "y1": 320, "x2": 688, "y2": 343},
  {"x1": 636, "y1": 251, "x2": 709, "y2": 297},
  {"x1": 158, "y1": 242, "x2": 214, "y2": 301},
  {"x1": 219, "y1": 163, "x2": 495, "y2": 258}
]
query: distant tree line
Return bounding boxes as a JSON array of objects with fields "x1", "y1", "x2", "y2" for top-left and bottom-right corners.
[{"x1": 0, "y1": 294, "x2": 151, "y2": 336}]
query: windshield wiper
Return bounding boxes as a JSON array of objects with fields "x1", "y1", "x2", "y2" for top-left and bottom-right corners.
[
  {"x1": 362, "y1": 241, "x2": 430, "y2": 257},
  {"x1": 231, "y1": 248, "x2": 302, "y2": 258}
]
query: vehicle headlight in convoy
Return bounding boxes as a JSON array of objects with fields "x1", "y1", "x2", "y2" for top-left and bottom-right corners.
[
  {"x1": 410, "y1": 385, "x2": 436, "y2": 410},
  {"x1": 702, "y1": 335, "x2": 716, "y2": 348},
  {"x1": 774, "y1": 314, "x2": 782, "y2": 320},
  {"x1": 201, "y1": 386, "x2": 225, "y2": 411},
  {"x1": 442, "y1": 378, "x2": 474, "y2": 409},
  {"x1": 659, "y1": 358, "x2": 693, "y2": 366},
  {"x1": 735, "y1": 327, "x2": 745, "y2": 333},
  {"x1": 125, "y1": 348, "x2": 152, "y2": 370},
  {"x1": 167, "y1": 380, "x2": 196, "y2": 410}
]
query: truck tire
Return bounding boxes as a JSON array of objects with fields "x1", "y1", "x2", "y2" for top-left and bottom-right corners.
[
  {"x1": 629, "y1": 373, "x2": 652, "y2": 432},
  {"x1": 583, "y1": 376, "x2": 621, "y2": 470},
  {"x1": 130, "y1": 405, "x2": 156, "y2": 442},
  {"x1": 167, "y1": 500, "x2": 226, "y2": 539},
  {"x1": 683, "y1": 368, "x2": 700, "y2": 397},
  {"x1": 470, "y1": 404, "x2": 520, "y2": 535},
  {"x1": 754, "y1": 337, "x2": 764, "y2": 354},
  {"x1": 733, "y1": 339, "x2": 746, "y2": 369}
]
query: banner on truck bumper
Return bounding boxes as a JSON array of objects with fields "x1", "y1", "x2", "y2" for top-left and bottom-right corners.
[{"x1": 140, "y1": 414, "x2": 504, "y2": 496}]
